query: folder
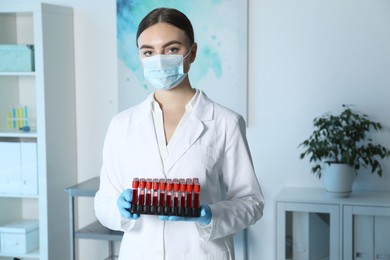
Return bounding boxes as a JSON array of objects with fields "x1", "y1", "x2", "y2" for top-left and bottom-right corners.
[
  {"x1": 21, "y1": 142, "x2": 38, "y2": 195},
  {"x1": 0, "y1": 142, "x2": 22, "y2": 194}
]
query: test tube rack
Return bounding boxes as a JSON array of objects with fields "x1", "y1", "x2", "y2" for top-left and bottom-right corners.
[
  {"x1": 130, "y1": 178, "x2": 201, "y2": 217},
  {"x1": 7, "y1": 106, "x2": 29, "y2": 129}
]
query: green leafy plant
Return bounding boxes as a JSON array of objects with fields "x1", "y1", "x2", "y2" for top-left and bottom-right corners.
[{"x1": 299, "y1": 105, "x2": 390, "y2": 178}]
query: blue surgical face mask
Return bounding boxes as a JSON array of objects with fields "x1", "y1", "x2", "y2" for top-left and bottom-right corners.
[{"x1": 142, "y1": 50, "x2": 191, "y2": 90}]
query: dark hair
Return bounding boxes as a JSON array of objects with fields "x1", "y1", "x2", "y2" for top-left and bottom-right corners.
[{"x1": 136, "y1": 8, "x2": 194, "y2": 47}]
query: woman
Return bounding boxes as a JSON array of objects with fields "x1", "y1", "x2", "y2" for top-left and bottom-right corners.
[{"x1": 94, "y1": 7, "x2": 264, "y2": 260}]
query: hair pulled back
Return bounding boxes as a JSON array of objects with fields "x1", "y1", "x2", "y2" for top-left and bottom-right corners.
[{"x1": 136, "y1": 8, "x2": 194, "y2": 47}]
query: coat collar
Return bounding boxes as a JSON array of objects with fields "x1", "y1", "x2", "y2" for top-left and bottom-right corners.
[
  {"x1": 134, "y1": 89, "x2": 214, "y2": 173},
  {"x1": 187, "y1": 89, "x2": 214, "y2": 122},
  {"x1": 135, "y1": 88, "x2": 214, "y2": 123}
]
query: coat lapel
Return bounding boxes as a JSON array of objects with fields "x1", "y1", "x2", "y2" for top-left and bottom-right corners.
[
  {"x1": 134, "y1": 95, "x2": 165, "y2": 177},
  {"x1": 164, "y1": 114, "x2": 204, "y2": 172},
  {"x1": 164, "y1": 90, "x2": 213, "y2": 172}
]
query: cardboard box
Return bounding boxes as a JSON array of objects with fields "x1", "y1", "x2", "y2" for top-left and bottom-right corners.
[
  {"x1": 0, "y1": 45, "x2": 35, "y2": 72},
  {"x1": 0, "y1": 219, "x2": 39, "y2": 254}
]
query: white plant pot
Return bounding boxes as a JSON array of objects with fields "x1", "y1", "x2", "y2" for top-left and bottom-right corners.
[{"x1": 323, "y1": 163, "x2": 355, "y2": 198}]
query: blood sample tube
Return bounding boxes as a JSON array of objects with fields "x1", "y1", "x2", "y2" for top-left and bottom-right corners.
[
  {"x1": 186, "y1": 178, "x2": 193, "y2": 217},
  {"x1": 158, "y1": 179, "x2": 166, "y2": 215},
  {"x1": 179, "y1": 179, "x2": 187, "y2": 216},
  {"x1": 144, "y1": 178, "x2": 152, "y2": 214},
  {"x1": 193, "y1": 178, "x2": 201, "y2": 217},
  {"x1": 164, "y1": 179, "x2": 173, "y2": 215},
  {"x1": 130, "y1": 178, "x2": 139, "y2": 214},
  {"x1": 151, "y1": 178, "x2": 159, "y2": 214},
  {"x1": 138, "y1": 178, "x2": 146, "y2": 213},
  {"x1": 172, "y1": 179, "x2": 180, "y2": 216}
]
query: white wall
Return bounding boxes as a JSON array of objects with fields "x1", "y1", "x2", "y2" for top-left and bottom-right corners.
[
  {"x1": 33, "y1": 0, "x2": 390, "y2": 259},
  {"x1": 33, "y1": 0, "x2": 118, "y2": 258},
  {"x1": 247, "y1": 1, "x2": 390, "y2": 259}
]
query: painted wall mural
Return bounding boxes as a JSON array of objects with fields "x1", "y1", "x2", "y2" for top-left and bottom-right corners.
[{"x1": 117, "y1": 0, "x2": 248, "y2": 120}]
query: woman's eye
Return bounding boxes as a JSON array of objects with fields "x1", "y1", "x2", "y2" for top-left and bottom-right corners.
[
  {"x1": 142, "y1": 51, "x2": 153, "y2": 57},
  {"x1": 167, "y1": 47, "x2": 179, "y2": 54}
]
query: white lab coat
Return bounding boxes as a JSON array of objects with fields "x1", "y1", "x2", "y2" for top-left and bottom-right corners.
[{"x1": 94, "y1": 90, "x2": 264, "y2": 260}]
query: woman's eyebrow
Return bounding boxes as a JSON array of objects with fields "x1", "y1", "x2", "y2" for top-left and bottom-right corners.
[
  {"x1": 139, "y1": 44, "x2": 153, "y2": 50},
  {"x1": 162, "y1": 40, "x2": 183, "y2": 48},
  {"x1": 139, "y1": 40, "x2": 183, "y2": 50}
]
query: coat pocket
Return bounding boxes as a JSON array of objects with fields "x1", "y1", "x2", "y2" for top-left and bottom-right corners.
[{"x1": 201, "y1": 145, "x2": 222, "y2": 171}]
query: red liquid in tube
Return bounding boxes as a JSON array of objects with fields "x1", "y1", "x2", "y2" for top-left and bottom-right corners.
[
  {"x1": 138, "y1": 178, "x2": 146, "y2": 208},
  {"x1": 132, "y1": 177, "x2": 200, "y2": 217},
  {"x1": 159, "y1": 179, "x2": 166, "y2": 207},
  {"x1": 150, "y1": 178, "x2": 159, "y2": 214},
  {"x1": 145, "y1": 179, "x2": 152, "y2": 206},
  {"x1": 172, "y1": 179, "x2": 180, "y2": 215},
  {"x1": 166, "y1": 180, "x2": 172, "y2": 207},
  {"x1": 131, "y1": 178, "x2": 139, "y2": 205},
  {"x1": 158, "y1": 179, "x2": 166, "y2": 215},
  {"x1": 165, "y1": 179, "x2": 173, "y2": 215},
  {"x1": 143, "y1": 179, "x2": 152, "y2": 214},
  {"x1": 130, "y1": 178, "x2": 139, "y2": 213},
  {"x1": 180, "y1": 179, "x2": 187, "y2": 208},
  {"x1": 185, "y1": 179, "x2": 194, "y2": 216},
  {"x1": 193, "y1": 179, "x2": 200, "y2": 216},
  {"x1": 153, "y1": 179, "x2": 159, "y2": 206},
  {"x1": 173, "y1": 179, "x2": 180, "y2": 208}
]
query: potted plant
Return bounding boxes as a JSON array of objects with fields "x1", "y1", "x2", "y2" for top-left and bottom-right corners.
[{"x1": 299, "y1": 104, "x2": 390, "y2": 197}]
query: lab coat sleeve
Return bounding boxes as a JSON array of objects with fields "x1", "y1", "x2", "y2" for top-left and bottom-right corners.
[
  {"x1": 94, "y1": 117, "x2": 136, "y2": 232},
  {"x1": 196, "y1": 114, "x2": 264, "y2": 241}
]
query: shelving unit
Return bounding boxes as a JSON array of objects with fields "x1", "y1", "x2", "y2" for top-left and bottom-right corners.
[
  {"x1": 276, "y1": 187, "x2": 390, "y2": 260},
  {"x1": 65, "y1": 177, "x2": 123, "y2": 260},
  {"x1": 0, "y1": 2, "x2": 76, "y2": 260}
]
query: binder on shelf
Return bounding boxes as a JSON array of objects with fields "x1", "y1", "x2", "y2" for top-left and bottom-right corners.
[
  {"x1": 0, "y1": 142, "x2": 21, "y2": 194},
  {"x1": 21, "y1": 142, "x2": 38, "y2": 195},
  {"x1": 0, "y1": 141, "x2": 38, "y2": 195}
]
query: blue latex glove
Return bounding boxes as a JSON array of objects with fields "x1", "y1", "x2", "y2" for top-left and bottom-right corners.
[
  {"x1": 159, "y1": 204, "x2": 212, "y2": 225},
  {"x1": 117, "y1": 189, "x2": 140, "y2": 220}
]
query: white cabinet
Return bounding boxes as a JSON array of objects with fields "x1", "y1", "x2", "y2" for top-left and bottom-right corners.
[
  {"x1": 344, "y1": 205, "x2": 390, "y2": 259},
  {"x1": 276, "y1": 188, "x2": 390, "y2": 260},
  {"x1": 0, "y1": 2, "x2": 76, "y2": 260}
]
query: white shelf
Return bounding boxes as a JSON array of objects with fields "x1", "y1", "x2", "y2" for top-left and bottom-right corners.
[
  {"x1": 275, "y1": 187, "x2": 390, "y2": 207},
  {"x1": 0, "y1": 193, "x2": 39, "y2": 199},
  {"x1": 0, "y1": 129, "x2": 37, "y2": 138},
  {"x1": 0, "y1": 2, "x2": 77, "y2": 260},
  {"x1": 0, "y1": 72, "x2": 35, "y2": 76},
  {"x1": 75, "y1": 220, "x2": 123, "y2": 241},
  {"x1": 0, "y1": 248, "x2": 40, "y2": 259},
  {"x1": 65, "y1": 178, "x2": 122, "y2": 259}
]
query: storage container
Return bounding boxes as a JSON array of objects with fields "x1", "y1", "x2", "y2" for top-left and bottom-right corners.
[
  {"x1": 0, "y1": 45, "x2": 35, "y2": 72},
  {"x1": 0, "y1": 141, "x2": 38, "y2": 195},
  {"x1": 0, "y1": 219, "x2": 39, "y2": 254},
  {"x1": 0, "y1": 141, "x2": 21, "y2": 194}
]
